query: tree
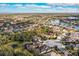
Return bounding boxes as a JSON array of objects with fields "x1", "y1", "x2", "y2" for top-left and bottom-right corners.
[
  {"x1": 14, "y1": 48, "x2": 33, "y2": 56},
  {"x1": 53, "y1": 46, "x2": 58, "y2": 51},
  {"x1": 0, "y1": 45, "x2": 14, "y2": 56},
  {"x1": 0, "y1": 35, "x2": 10, "y2": 45}
]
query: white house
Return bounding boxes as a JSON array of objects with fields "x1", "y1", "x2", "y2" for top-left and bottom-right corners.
[
  {"x1": 43, "y1": 40, "x2": 65, "y2": 49},
  {"x1": 49, "y1": 19, "x2": 61, "y2": 26}
]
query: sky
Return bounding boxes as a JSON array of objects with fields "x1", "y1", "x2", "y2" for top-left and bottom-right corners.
[{"x1": 0, "y1": 3, "x2": 79, "y2": 13}]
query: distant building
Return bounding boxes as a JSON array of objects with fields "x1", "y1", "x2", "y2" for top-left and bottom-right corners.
[
  {"x1": 48, "y1": 19, "x2": 61, "y2": 26},
  {"x1": 67, "y1": 17, "x2": 78, "y2": 19}
]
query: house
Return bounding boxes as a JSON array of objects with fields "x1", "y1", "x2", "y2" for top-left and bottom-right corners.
[
  {"x1": 75, "y1": 44, "x2": 79, "y2": 48},
  {"x1": 43, "y1": 40, "x2": 65, "y2": 49},
  {"x1": 74, "y1": 44, "x2": 79, "y2": 50},
  {"x1": 65, "y1": 32, "x2": 79, "y2": 42},
  {"x1": 70, "y1": 32, "x2": 79, "y2": 37},
  {"x1": 48, "y1": 19, "x2": 61, "y2": 26},
  {"x1": 32, "y1": 36, "x2": 42, "y2": 43}
]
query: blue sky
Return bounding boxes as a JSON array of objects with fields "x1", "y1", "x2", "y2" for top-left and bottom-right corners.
[{"x1": 0, "y1": 3, "x2": 79, "y2": 13}]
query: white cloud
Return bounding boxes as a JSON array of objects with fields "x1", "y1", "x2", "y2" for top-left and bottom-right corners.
[
  {"x1": 0, "y1": 4, "x2": 10, "y2": 7},
  {"x1": 12, "y1": 4, "x2": 23, "y2": 7},
  {"x1": 12, "y1": 4, "x2": 51, "y2": 9},
  {"x1": 24, "y1": 4, "x2": 51, "y2": 9},
  {"x1": 56, "y1": 7, "x2": 79, "y2": 11},
  {"x1": 47, "y1": 3, "x2": 79, "y2": 6}
]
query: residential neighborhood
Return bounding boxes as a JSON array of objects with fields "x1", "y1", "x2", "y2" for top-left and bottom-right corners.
[{"x1": 0, "y1": 13, "x2": 79, "y2": 56}]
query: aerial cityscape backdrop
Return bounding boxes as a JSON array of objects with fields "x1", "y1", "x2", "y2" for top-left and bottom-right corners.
[{"x1": 0, "y1": 3, "x2": 79, "y2": 56}]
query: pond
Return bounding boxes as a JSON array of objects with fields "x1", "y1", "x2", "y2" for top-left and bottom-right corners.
[
  {"x1": 49, "y1": 19, "x2": 79, "y2": 30},
  {"x1": 60, "y1": 20, "x2": 79, "y2": 30},
  {"x1": 72, "y1": 25, "x2": 79, "y2": 30},
  {"x1": 60, "y1": 21, "x2": 71, "y2": 27}
]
